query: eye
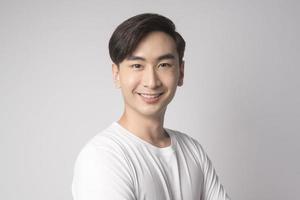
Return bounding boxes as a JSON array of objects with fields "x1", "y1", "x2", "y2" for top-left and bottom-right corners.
[
  {"x1": 130, "y1": 64, "x2": 142, "y2": 69},
  {"x1": 159, "y1": 63, "x2": 172, "y2": 68}
]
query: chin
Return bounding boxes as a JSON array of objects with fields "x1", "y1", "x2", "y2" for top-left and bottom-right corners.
[{"x1": 137, "y1": 106, "x2": 167, "y2": 117}]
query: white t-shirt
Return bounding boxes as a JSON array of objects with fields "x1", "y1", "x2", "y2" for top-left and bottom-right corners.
[{"x1": 71, "y1": 122, "x2": 230, "y2": 200}]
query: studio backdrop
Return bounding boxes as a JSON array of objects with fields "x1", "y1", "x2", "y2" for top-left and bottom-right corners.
[{"x1": 0, "y1": 0, "x2": 299, "y2": 200}]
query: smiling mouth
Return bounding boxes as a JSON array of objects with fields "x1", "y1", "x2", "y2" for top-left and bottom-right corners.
[{"x1": 137, "y1": 92, "x2": 164, "y2": 99}]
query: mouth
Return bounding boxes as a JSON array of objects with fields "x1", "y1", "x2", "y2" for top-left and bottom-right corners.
[
  {"x1": 137, "y1": 92, "x2": 164, "y2": 98},
  {"x1": 136, "y1": 92, "x2": 164, "y2": 103}
]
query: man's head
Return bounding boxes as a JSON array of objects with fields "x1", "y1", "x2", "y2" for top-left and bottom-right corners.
[
  {"x1": 109, "y1": 13, "x2": 185, "y2": 118},
  {"x1": 109, "y1": 13, "x2": 185, "y2": 66}
]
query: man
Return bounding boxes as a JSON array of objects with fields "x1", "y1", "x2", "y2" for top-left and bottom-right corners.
[{"x1": 72, "y1": 13, "x2": 230, "y2": 200}]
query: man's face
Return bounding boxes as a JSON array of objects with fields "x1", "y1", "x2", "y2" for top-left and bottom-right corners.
[{"x1": 112, "y1": 31, "x2": 184, "y2": 118}]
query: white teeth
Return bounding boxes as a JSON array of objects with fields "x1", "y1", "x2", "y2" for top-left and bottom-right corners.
[{"x1": 139, "y1": 93, "x2": 161, "y2": 98}]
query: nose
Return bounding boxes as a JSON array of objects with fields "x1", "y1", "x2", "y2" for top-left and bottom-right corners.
[{"x1": 142, "y1": 67, "x2": 162, "y2": 89}]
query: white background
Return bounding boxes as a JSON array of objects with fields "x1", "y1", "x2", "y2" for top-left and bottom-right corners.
[{"x1": 1, "y1": 0, "x2": 299, "y2": 199}]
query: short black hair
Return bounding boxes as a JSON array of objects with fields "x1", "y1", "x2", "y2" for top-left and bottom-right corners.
[{"x1": 108, "y1": 13, "x2": 185, "y2": 66}]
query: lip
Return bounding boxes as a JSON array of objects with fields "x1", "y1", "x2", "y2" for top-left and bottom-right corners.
[{"x1": 137, "y1": 92, "x2": 164, "y2": 104}]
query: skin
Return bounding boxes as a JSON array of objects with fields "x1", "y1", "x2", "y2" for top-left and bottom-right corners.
[{"x1": 112, "y1": 31, "x2": 184, "y2": 148}]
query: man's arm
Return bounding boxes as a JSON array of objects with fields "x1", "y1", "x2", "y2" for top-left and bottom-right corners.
[
  {"x1": 194, "y1": 140, "x2": 231, "y2": 200},
  {"x1": 201, "y1": 151, "x2": 230, "y2": 200},
  {"x1": 71, "y1": 145, "x2": 136, "y2": 200}
]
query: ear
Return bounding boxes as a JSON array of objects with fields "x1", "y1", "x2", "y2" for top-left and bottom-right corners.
[
  {"x1": 178, "y1": 60, "x2": 185, "y2": 86},
  {"x1": 112, "y1": 63, "x2": 121, "y2": 89}
]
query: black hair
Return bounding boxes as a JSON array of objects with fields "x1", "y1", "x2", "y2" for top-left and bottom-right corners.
[{"x1": 108, "y1": 13, "x2": 185, "y2": 66}]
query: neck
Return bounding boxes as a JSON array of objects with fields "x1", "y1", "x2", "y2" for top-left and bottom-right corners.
[{"x1": 117, "y1": 108, "x2": 169, "y2": 145}]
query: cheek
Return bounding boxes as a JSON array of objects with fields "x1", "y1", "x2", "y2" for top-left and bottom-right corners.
[
  {"x1": 162, "y1": 72, "x2": 179, "y2": 88},
  {"x1": 120, "y1": 74, "x2": 140, "y2": 89}
]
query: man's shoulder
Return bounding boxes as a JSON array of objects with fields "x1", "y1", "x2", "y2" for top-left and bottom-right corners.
[
  {"x1": 166, "y1": 127, "x2": 198, "y2": 142},
  {"x1": 166, "y1": 127, "x2": 204, "y2": 151},
  {"x1": 166, "y1": 128, "x2": 209, "y2": 165},
  {"x1": 75, "y1": 123, "x2": 127, "y2": 161}
]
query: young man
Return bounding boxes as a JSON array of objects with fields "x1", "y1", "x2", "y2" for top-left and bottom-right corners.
[{"x1": 72, "y1": 13, "x2": 230, "y2": 200}]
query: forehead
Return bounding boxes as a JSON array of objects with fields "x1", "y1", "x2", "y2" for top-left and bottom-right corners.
[{"x1": 128, "y1": 31, "x2": 178, "y2": 61}]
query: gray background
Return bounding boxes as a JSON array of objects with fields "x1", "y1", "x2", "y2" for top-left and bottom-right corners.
[{"x1": 1, "y1": 0, "x2": 299, "y2": 199}]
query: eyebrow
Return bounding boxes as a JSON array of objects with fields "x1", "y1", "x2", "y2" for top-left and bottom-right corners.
[{"x1": 126, "y1": 53, "x2": 176, "y2": 62}]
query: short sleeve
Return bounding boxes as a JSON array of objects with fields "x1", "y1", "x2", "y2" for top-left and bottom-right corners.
[
  {"x1": 71, "y1": 144, "x2": 136, "y2": 200},
  {"x1": 194, "y1": 140, "x2": 231, "y2": 200}
]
